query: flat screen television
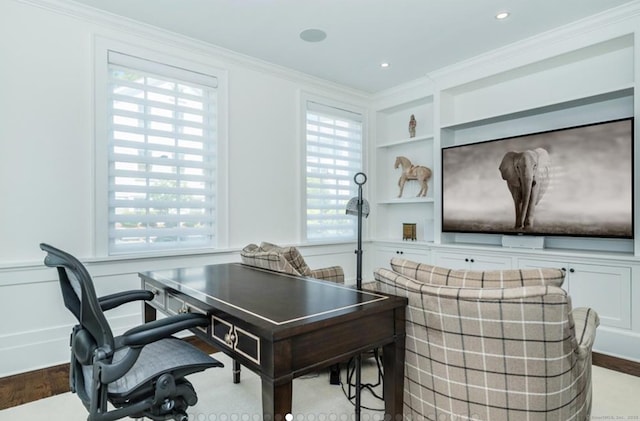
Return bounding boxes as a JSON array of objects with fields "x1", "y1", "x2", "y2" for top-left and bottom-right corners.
[{"x1": 441, "y1": 117, "x2": 634, "y2": 239}]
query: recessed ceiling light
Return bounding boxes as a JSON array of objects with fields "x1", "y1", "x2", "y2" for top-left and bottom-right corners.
[
  {"x1": 495, "y1": 11, "x2": 510, "y2": 20},
  {"x1": 380, "y1": 62, "x2": 390, "y2": 68},
  {"x1": 299, "y1": 28, "x2": 327, "y2": 43}
]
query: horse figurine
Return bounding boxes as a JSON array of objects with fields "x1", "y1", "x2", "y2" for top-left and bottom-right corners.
[{"x1": 394, "y1": 156, "x2": 432, "y2": 198}]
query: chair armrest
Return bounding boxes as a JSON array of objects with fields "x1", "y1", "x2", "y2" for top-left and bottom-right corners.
[
  {"x1": 572, "y1": 307, "x2": 600, "y2": 359},
  {"x1": 361, "y1": 280, "x2": 379, "y2": 292},
  {"x1": 98, "y1": 290, "x2": 154, "y2": 311},
  {"x1": 120, "y1": 312, "x2": 208, "y2": 348},
  {"x1": 310, "y1": 266, "x2": 345, "y2": 283},
  {"x1": 241, "y1": 251, "x2": 300, "y2": 276}
]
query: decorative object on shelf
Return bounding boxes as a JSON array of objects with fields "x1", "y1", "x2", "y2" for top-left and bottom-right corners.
[
  {"x1": 403, "y1": 223, "x2": 417, "y2": 241},
  {"x1": 394, "y1": 156, "x2": 432, "y2": 198},
  {"x1": 499, "y1": 148, "x2": 550, "y2": 230},
  {"x1": 408, "y1": 114, "x2": 417, "y2": 138}
]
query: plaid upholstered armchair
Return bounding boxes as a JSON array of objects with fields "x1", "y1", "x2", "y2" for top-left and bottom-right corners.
[
  {"x1": 374, "y1": 258, "x2": 599, "y2": 421},
  {"x1": 240, "y1": 242, "x2": 344, "y2": 283},
  {"x1": 238, "y1": 242, "x2": 345, "y2": 384}
]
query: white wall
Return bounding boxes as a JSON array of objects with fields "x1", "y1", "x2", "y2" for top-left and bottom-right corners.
[
  {"x1": 2, "y1": 0, "x2": 639, "y2": 376},
  {"x1": 0, "y1": 0, "x2": 366, "y2": 376},
  {"x1": 0, "y1": 0, "x2": 370, "y2": 264}
]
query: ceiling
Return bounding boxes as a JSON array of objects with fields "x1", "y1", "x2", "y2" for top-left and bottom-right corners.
[{"x1": 71, "y1": 0, "x2": 637, "y2": 93}]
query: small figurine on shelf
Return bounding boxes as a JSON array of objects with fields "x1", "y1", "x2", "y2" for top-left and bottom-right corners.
[
  {"x1": 395, "y1": 156, "x2": 432, "y2": 197},
  {"x1": 403, "y1": 223, "x2": 417, "y2": 241},
  {"x1": 408, "y1": 114, "x2": 417, "y2": 138}
]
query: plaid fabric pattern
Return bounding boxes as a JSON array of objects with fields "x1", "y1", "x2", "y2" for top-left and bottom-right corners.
[
  {"x1": 240, "y1": 243, "x2": 345, "y2": 283},
  {"x1": 240, "y1": 244, "x2": 299, "y2": 276},
  {"x1": 390, "y1": 257, "x2": 565, "y2": 288},
  {"x1": 260, "y1": 242, "x2": 313, "y2": 276},
  {"x1": 374, "y1": 266, "x2": 599, "y2": 421},
  {"x1": 310, "y1": 266, "x2": 345, "y2": 283}
]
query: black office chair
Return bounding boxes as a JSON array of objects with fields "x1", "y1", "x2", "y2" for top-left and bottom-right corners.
[{"x1": 40, "y1": 243, "x2": 223, "y2": 421}]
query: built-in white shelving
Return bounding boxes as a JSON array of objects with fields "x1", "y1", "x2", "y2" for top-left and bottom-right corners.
[
  {"x1": 377, "y1": 198, "x2": 434, "y2": 205},
  {"x1": 373, "y1": 94, "x2": 436, "y2": 243},
  {"x1": 376, "y1": 134, "x2": 434, "y2": 149}
]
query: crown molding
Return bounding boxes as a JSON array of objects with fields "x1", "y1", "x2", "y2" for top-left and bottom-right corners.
[
  {"x1": 429, "y1": 0, "x2": 640, "y2": 89},
  {"x1": 12, "y1": 0, "x2": 372, "y2": 101},
  {"x1": 372, "y1": 74, "x2": 436, "y2": 108},
  {"x1": 363, "y1": 1, "x2": 640, "y2": 103}
]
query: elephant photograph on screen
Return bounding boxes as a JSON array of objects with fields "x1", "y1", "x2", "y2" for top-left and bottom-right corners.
[
  {"x1": 499, "y1": 148, "x2": 551, "y2": 230},
  {"x1": 441, "y1": 118, "x2": 633, "y2": 238}
]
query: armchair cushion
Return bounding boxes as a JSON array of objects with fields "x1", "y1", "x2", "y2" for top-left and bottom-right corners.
[
  {"x1": 390, "y1": 257, "x2": 565, "y2": 288},
  {"x1": 241, "y1": 242, "x2": 344, "y2": 283},
  {"x1": 240, "y1": 244, "x2": 300, "y2": 276},
  {"x1": 259, "y1": 242, "x2": 312, "y2": 276},
  {"x1": 310, "y1": 266, "x2": 344, "y2": 283}
]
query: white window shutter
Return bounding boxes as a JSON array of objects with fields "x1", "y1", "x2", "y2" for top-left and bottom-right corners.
[
  {"x1": 305, "y1": 100, "x2": 363, "y2": 241},
  {"x1": 107, "y1": 51, "x2": 218, "y2": 254}
]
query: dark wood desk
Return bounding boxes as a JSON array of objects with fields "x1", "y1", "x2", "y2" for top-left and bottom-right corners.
[{"x1": 139, "y1": 263, "x2": 407, "y2": 420}]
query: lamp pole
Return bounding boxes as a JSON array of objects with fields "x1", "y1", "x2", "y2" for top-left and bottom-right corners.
[
  {"x1": 354, "y1": 172, "x2": 367, "y2": 290},
  {"x1": 353, "y1": 172, "x2": 367, "y2": 421}
]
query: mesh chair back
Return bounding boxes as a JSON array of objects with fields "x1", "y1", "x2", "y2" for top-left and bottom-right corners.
[{"x1": 40, "y1": 243, "x2": 115, "y2": 358}]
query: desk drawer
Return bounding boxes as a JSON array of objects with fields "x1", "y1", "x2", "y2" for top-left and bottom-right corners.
[
  {"x1": 166, "y1": 293, "x2": 208, "y2": 334},
  {"x1": 144, "y1": 282, "x2": 166, "y2": 310},
  {"x1": 212, "y1": 316, "x2": 260, "y2": 365}
]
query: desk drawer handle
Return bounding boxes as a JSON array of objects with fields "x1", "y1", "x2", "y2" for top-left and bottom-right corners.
[
  {"x1": 224, "y1": 331, "x2": 236, "y2": 347},
  {"x1": 178, "y1": 305, "x2": 190, "y2": 314}
]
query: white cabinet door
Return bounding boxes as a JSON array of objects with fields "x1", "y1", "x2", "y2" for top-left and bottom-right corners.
[
  {"x1": 433, "y1": 251, "x2": 472, "y2": 269},
  {"x1": 433, "y1": 251, "x2": 512, "y2": 270},
  {"x1": 518, "y1": 258, "x2": 631, "y2": 329},
  {"x1": 566, "y1": 263, "x2": 631, "y2": 330},
  {"x1": 374, "y1": 245, "x2": 430, "y2": 270}
]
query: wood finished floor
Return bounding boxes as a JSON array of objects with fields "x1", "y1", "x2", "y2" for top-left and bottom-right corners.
[{"x1": 0, "y1": 344, "x2": 636, "y2": 411}]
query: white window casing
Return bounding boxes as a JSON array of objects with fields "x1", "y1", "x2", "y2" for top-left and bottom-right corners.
[{"x1": 94, "y1": 39, "x2": 228, "y2": 256}]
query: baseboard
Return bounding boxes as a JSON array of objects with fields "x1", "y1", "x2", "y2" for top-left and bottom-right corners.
[
  {"x1": 592, "y1": 352, "x2": 640, "y2": 377},
  {"x1": 0, "y1": 345, "x2": 635, "y2": 410}
]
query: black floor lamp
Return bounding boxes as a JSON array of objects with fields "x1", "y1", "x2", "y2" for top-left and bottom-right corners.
[{"x1": 345, "y1": 172, "x2": 370, "y2": 421}]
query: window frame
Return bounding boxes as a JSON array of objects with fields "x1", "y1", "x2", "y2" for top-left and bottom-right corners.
[
  {"x1": 301, "y1": 92, "x2": 367, "y2": 243},
  {"x1": 94, "y1": 37, "x2": 229, "y2": 256}
]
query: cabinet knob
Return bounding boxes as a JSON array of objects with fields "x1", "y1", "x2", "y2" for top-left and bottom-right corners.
[
  {"x1": 396, "y1": 250, "x2": 403, "y2": 254},
  {"x1": 569, "y1": 268, "x2": 575, "y2": 273},
  {"x1": 470, "y1": 259, "x2": 475, "y2": 263}
]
